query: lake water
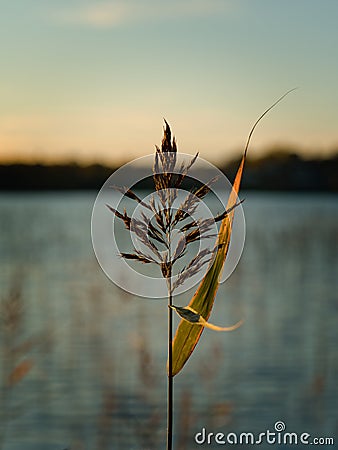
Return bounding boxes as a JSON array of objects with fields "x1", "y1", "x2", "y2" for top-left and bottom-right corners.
[{"x1": 0, "y1": 191, "x2": 337, "y2": 449}]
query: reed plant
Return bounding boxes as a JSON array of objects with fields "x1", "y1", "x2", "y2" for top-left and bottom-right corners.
[
  {"x1": 107, "y1": 90, "x2": 295, "y2": 449},
  {"x1": 0, "y1": 278, "x2": 34, "y2": 450}
]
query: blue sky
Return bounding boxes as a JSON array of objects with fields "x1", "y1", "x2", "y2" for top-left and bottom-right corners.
[{"x1": 0, "y1": 0, "x2": 337, "y2": 164}]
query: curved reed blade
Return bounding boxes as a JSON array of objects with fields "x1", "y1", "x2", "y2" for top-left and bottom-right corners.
[
  {"x1": 170, "y1": 89, "x2": 295, "y2": 376},
  {"x1": 170, "y1": 305, "x2": 243, "y2": 331},
  {"x1": 170, "y1": 154, "x2": 245, "y2": 376}
]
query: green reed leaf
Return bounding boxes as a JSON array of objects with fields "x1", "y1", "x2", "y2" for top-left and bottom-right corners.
[
  {"x1": 170, "y1": 88, "x2": 296, "y2": 376},
  {"x1": 170, "y1": 154, "x2": 245, "y2": 376},
  {"x1": 170, "y1": 305, "x2": 243, "y2": 331}
]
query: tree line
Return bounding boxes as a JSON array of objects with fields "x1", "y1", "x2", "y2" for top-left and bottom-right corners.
[{"x1": 0, "y1": 152, "x2": 337, "y2": 191}]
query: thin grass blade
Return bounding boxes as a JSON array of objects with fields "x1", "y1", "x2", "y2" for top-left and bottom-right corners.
[
  {"x1": 170, "y1": 89, "x2": 296, "y2": 376},
  {"x1": 170, "y1": 305, "x2": 243, "y2": 331},
  {"x1": 170, "y1": 155, "x2": 245, "y2": 376}
]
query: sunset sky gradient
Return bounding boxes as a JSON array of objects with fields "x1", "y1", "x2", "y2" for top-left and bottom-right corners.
[{"x1": 1, "y1": 0, "x2": 337, "y2": 164}]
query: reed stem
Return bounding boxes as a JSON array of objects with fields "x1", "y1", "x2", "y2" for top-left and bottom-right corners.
[
  {"x1": 167, "y1": 286, "x2": 173, "y2": 450},
  {"x1": 167, "y1": 206, "x2": 173, "y2": 450}
]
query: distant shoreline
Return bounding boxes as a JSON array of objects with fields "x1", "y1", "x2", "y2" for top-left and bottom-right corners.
[{"x1": 1, "y1": 153, "x2": 337, "y2": 192}]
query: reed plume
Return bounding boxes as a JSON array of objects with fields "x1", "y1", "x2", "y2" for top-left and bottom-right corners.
[
  {"x1": 107, "y1": 89, "x2": 295, "y2": 449},
  {"x1": 107, "y1": 119, "x2": 241, "y2": 449}
]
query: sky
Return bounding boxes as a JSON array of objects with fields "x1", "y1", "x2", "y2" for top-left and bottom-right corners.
[{"x1": 0, "y1": 0, "x2": 338, "y2": 165}]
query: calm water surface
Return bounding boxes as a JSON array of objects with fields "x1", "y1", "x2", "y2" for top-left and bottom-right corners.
[{"x1": 0, "y1": 191, "x2": 337, "y2": 449}]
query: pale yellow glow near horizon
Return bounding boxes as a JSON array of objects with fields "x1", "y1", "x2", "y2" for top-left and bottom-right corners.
[
  {"x1": 1, "y1": 2, "x2": 338, "y2": 165},
  {"x1": 1, "y1": 109, "x2": 337, "y2": 165}
]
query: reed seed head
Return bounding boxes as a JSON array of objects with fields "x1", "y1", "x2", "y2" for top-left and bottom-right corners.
[{"x1": 107, "y1": 120, "x2": 240, "y2": 294}]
